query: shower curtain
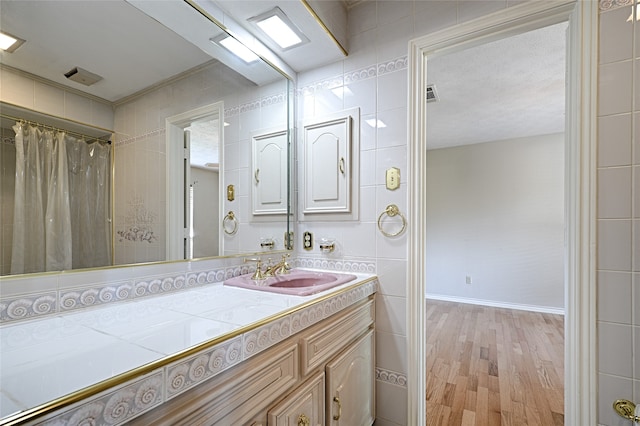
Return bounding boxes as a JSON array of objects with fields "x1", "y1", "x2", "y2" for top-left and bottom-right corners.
[{"x1": 10, "y1": 122, "x2": 111, "y2": 274}]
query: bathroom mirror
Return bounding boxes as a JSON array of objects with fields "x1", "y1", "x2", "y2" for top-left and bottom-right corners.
[{"x1": 0, "y1": 0, "x2": 292, "y2": 277}]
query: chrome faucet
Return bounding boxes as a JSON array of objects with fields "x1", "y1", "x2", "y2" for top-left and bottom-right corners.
[{"x1": 264, "y1": 254, "x2": 292, "y2": 277}]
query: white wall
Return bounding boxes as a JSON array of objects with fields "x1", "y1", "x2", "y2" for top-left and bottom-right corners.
[
  {"x1": 426, "y1": 133, "x2": 564, "y2": 311},
  {"x1": 191, "y1": 167, "x2": 219, "y2": 258}
]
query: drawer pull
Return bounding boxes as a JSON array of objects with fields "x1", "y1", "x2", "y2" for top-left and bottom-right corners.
[
  {"x1": 333, "y1": 396, "x2": 342, "y2": 421},
  {"x1": 297, "y1": 413, "x2": 310, "y2": 426}
]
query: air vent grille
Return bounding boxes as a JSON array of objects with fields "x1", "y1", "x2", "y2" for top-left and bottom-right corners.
[{"x1": 426, "y1": 84, "x2": 439, "y2": 103}]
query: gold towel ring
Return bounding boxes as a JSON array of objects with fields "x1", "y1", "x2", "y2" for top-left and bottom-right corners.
[
  {"x1": 377, "y1": 204, "x2": 406, "y2": 237},
  {"x1": 222, "y1": 211, "x2": 239, "y2": 235}
]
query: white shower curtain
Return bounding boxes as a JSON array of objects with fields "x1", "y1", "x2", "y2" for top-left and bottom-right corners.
[{"x1": 10, "y1": 122, "x2": 111, "y2": 274}]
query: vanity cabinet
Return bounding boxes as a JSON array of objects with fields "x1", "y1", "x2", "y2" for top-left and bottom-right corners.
[
  {"x1": 326, "y1": 330, "x2": 375, "y2": 426},
  {"x1": 128, "y1": 296, "x2": 375, "y2": 426}
]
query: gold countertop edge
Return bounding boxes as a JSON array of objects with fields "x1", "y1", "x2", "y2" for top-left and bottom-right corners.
[{"x1": 0, "y1": 275, "x2": 378, "y2": 426}]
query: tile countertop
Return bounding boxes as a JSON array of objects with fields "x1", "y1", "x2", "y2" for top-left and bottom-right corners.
[{"x1": 0, "y1": 270, "x2": 376, "y2": 423}]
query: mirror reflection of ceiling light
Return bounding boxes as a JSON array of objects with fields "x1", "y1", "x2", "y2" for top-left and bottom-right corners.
[
  {"x1": 331, "y1": 86, "x2": 354, "y2": 99},
  {"x1": 250, "y1": 7, "x2": 308, "y2": 50},
  {"x1": 213, "y1": 35, "x2": 259, "y2": 63},
  {"x1": 366, "y1": 119, "x2": 387, "y2": 128},
  {"x1": 0, "y1": 31, "x2": 25, "y2": 53}
]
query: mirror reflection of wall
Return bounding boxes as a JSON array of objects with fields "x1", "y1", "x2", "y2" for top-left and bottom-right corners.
[
  {"x1": 187, "y1": 116, "x2": 220, "y2": 259},
  {"x1": 0, "y1": 0, "x2": 291, "y2": 276}
]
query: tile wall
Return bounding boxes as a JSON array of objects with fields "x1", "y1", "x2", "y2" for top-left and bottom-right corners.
[
  {"x1": 597, "y1": 1, "x2": 639, "y2": 425},
  {"x1": 112, "y1": 61, "x2": 289, "y2": 265}
]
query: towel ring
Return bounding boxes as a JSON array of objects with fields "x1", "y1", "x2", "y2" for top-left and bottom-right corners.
[
  {"x1": 222, "y1": 211, "x2": 239, "y2": 235},
  {"x1": 613, "y1": 399, "x2": 640, "y2": 422},
  {"x1": 377, "y1": 204, "x2": 406, "y2": 237}
]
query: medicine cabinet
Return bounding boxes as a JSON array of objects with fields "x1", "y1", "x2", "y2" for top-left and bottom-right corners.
[
  {"x1": 302, "y1": 108, "x2": 360, "y2": 219},
  {"x1": 251, "y1": 128, "x2": 288, "y2": 216}
]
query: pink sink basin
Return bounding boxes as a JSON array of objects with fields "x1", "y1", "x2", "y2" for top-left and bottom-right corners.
[{"x1": 223, "y1": 269, "x2": 358, "y2": 296}]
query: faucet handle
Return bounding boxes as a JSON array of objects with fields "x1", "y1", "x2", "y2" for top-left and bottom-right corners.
[
  {"x1": 244, "y1": 257, "x2": 265, "y2": 280},
  {"x1": 281, "y1": 253, "x2": 292, "y2": 273}
]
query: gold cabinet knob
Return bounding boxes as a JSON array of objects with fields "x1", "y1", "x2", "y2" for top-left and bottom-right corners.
[{"x1": 297, "y1": 413, "x2": 310, "y2": 426}]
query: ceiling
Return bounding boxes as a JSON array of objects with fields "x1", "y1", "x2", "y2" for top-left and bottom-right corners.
[
  {"x1": 426, "y1": 21, "x2": 567, "y2": 149},
  {"x1": 0, "y1": 0, "x2": 346, "y2": 104},
  {"x1": 0, "y1": 1, "x2": 567, "y2": 150},
  {"x1": 0, "y1": 1, "x2": 215, "y2": 103}
]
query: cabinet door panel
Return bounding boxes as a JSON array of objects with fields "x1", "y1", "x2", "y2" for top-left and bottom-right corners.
[
  {"x1": 303, "y1": 116, "x2": 351, "y2": 214},
  {"x1": 252, "y1": 129, "x2": 287, "y2": 215},
  {"x1": 268, "y1": 372, "x2": 325, "y2": 426},
  {"x1": 326, "y1": 330, "x2": 375, "y2": 426}
]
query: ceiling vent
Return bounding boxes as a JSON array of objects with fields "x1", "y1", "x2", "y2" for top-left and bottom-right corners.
[
  {"x1": 64, "y1": 66, "x2": 103, "y2": 86},
  {"x1": 426, "y1": 84, "x2": 439, "y2": 103}
]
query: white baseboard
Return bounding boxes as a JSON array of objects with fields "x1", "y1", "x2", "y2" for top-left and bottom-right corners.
[{"x1": 425, "y1": 293, "x2": 565, "y2": 315}]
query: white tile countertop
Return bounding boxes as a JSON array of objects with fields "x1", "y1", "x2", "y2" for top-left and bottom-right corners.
[{"x1": 0, "y1": 270, "x2": 377, "y2": 425}]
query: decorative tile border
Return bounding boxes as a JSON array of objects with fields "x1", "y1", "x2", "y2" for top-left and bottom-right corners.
[
  {"x1": 299, "y1": 55, "x2": 408, "y2": 96},
  {"x1": 114, "y1": 128, "x2": 165, "y2": 147},
  {"x1": 243, "y1": 315, "x2": 291, "y2": 357},
  {"x1": 165, "y1": 336, "x2": 243, "y2": 399},
  {"x1": 295, "y1": 257, "x2": 376, "y2": 274},
  {"x1": 599, "y1": 0, "x2": 634, "y2": 10},
  {"x1": 0, "y1": 292, "x2": 57, "y2": 322},
  {"x1": 21, "y1": 277, "x2": 377, "y2": 425},
  {"x1": 60, "y1": 282, "x2": 133, "y2": 312},
  {"x1": 0, "y1": 263, "x2": 257, "y2": 325},
  {"x1": 224, "y1": 92, "x2": 287, "y2": 118},
  {"x1": 133, "y1": 273, "x2": 187, "y2": 298},
  {"x1": 0, "y1": 258, "x2": 373, "y2": 325},
  {"x1": 376, "y1": 367, "x2": 408, "y2": 388},
  {"x1": 40, "y1": 371, "x2": 165, "y2": 426}
]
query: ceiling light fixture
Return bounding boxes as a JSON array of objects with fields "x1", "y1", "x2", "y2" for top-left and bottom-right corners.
[
  {"x1": 0, "y1": 31, "x2": 25, "y2": 53},
  {"x1": 212, "y1": 35, "x2": 259, "y2": 64},
  {"x1": 250, "y1": 7, "x2": 308, "y2": 50}
]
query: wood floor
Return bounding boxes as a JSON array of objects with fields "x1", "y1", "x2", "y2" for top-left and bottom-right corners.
[{"x1": 426, "y1": 300, "x2": 564, "y2": 426}]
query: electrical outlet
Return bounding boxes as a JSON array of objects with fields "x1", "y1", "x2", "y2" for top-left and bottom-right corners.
[
  {"x1": 465, "y1": 275, "x2": 472, "y2": 285},
  {"x1": 303, "y1": 231, "x2": 313, "y2": 250}
]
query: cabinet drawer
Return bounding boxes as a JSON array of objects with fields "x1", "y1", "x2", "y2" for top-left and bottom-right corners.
[
  {"x1": 128, "y1": 343, "x2": 298, "y2": 425},
  {"x1": 300, "y1": 298, "x2": 374, "y2": 376}
]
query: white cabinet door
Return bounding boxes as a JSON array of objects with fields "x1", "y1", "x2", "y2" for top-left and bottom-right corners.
[
  {"x1": 251, "y1": 129, "x2": 288, "y2": 215},
  {"x1": 326, "y1": 330, "x2": 375, "y2": 426},
  {"x1": 303, "y1": 115, "x2": 352, "y2": 214},
  {"x1": 268, "y1": 372, "x2": 325, "y2": 426}
]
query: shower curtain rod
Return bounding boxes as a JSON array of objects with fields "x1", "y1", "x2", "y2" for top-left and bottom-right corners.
[{"x1": 0, "y1": 113, "x2": 112, "y2": 145}]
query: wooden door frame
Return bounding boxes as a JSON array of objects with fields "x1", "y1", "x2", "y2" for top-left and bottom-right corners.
[{"x1": 407, "y1": 1, "x2": 598, "y2": 424}]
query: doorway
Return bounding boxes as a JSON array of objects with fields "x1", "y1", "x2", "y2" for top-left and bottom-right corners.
[
  {"x1": 166, "y1": 102, "x2": 224, "y2": 261},
  {"x1": 407, "y1": 2, "x2": 598, "y2": 425}
]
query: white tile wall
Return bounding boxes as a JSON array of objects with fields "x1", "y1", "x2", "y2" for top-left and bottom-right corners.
[
  {"x1": 597, "y1": 1, "x2": 639, "y2": 424},
  {"x1": 112, "y1": 61, "x2": 289, "y2": 263}
]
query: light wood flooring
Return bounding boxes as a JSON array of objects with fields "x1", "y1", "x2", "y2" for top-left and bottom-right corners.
[{"x1": 426, "y1": 300, "x2": 564, "y2": 426}]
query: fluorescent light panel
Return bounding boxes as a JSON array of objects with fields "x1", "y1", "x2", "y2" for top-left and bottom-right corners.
[
  {"x1": 215, "y1": 36, "x2": 259, "y2": 63},
  {"x1": 257, "y1": 15, "x2": 301, "y2": 49},
  {"x1": 250, "y1": 7, "x2": 307, "y2": 50},
  {"x1": 0, "y1": 31, "x2": 25, "y2": 52}
]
